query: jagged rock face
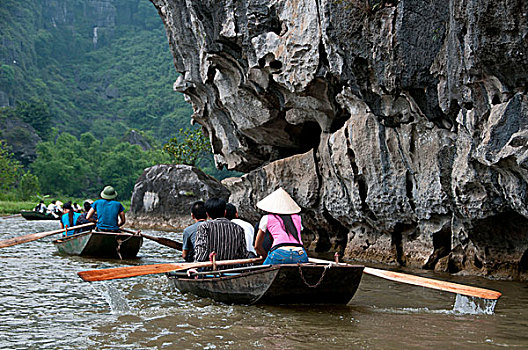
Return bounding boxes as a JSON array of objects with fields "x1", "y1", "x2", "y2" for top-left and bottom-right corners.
[
  {"x1": 129, "y1": 164, "x2": 230, "y2": 230},
  {"x1": 0, "y1": 118, "x2": 41, "y2": 166},
  {"x1": 151, "y1": 0, "x2": 528, "y2": 279},
  {"x1": 122, "y1": 130, "x2": 152, "y2": 150}
]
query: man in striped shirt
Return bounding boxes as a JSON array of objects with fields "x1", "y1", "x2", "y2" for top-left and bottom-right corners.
[{"x1": 194, "y1": 198, "x2": 250, "y2": 263}]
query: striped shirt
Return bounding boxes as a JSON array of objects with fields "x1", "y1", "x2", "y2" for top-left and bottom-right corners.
[{"x1": 194, "y1": 218, "x2": 249, "y2": 262}]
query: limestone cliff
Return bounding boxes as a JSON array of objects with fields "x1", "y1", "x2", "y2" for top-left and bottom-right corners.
[{"x1": 151, "y1": 0, "x2": 528, "y2": 279}]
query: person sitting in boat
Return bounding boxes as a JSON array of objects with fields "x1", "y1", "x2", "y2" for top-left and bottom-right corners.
[
  {"x1": 182, "y1": 201, "x2": 207, "y2": 262},
  {"x1": 34, "y1": 200, "x2": 47, "y2": 213},
  {"x1": 74, "y1": 201, "x2": 97, "y2": 234},
  {"x1": 194, "y1": 198, "x2": 249, "y2": 264},
  {"x1": 226, "y1": 203, "x2": 257, "y2": 258},
  {"x1": 254, "y1": 187, "x2": 308, "y2": 265},
  {"x1": 72, "y1": 202, "x2": 82, "y2": 212},
  {"x1": 86, "y1": 186, "x2": 125, "y2": 232},
  {"x1": 60, "y1": 202, "x2": 81, "y2": 236},
  {"x1": 55, "y1": 200, "x2": 63, "y2": 213},
  {"x1": 46, "y1": 200, "x2": 61, "y2": 218}
]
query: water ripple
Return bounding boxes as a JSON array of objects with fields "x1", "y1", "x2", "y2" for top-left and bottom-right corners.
[{"x1": 0, "y1": 217, "x2": 526, "y2": 349}]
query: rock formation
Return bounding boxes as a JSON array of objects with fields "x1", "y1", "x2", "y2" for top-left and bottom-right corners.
[
  {"x1": 129, "y1": 164, "x2": 230, "y2": 230},
  {"x1": 150, "y1": 0, "x2": 528, "y2": 279},
  {"x1": 0, "y1": 117, "x2": 41, "y2": 166}
]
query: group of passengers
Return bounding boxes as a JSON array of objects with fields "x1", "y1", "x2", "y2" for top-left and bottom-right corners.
[
  {"x1": 34, "y1": 200, "x2": 65, "y2": 217},
  {"x1": 58, "y1": 185, "x2": 125, "y2": 237},
  {"x1": 34, "y1": 199, "x2": 84, "y2": 218},
  {"x1": 182, "y1": 188, "x2": 308, "y2": 266}
]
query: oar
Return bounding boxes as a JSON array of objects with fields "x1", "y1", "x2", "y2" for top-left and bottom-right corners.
[
  {"x1": 1, "y1": 213, "x2": 22, "y2": 219},
  {"x1": 0, "y1": 223, "x2": 95, "y2": 248},
  {"x1": 308, "y1": 258, "x2": 501, "y2": 300},
  {"x1": 119, "y1": 228, "x2": 182, "y2": 250},
  {"x1": 77, "y1": 256, "x2": 264, "y2": 282}
]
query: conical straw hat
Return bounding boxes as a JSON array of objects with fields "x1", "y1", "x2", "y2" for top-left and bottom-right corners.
[{"x1": 256, "y1": 187, "x2": 301, "y2": 214}]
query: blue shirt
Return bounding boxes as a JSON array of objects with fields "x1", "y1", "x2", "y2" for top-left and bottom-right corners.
[
  {"x1": 182, "y1": 221, "x2": 204, "y2": 262},
  {"x1": 92, "y1": 199, "x2": 125, "y2": 231},
  {"x1": 61, "y1": 212, "x2": 81, "y2": 236}
]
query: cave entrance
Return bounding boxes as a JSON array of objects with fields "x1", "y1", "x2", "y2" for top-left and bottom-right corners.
[
  {"x1": 423, "y1": 226, "x2": 452, "y2": 270},
  {"x1": 471, "y1": 211, "x2": 528, "y2": 273},
  {"x1": 279, "y1": 120, "x2": 322, "y2": 159}
]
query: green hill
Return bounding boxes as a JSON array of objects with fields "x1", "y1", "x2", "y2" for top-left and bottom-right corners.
[
  {"x1": 0, "y1": 0, "x2": 191, "y2": 141},
  {"x1": 0, "y1": 0, "x2": 239, "y2": 199}
]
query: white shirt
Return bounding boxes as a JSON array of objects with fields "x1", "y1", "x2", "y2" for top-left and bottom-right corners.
[
  {"x1": 47, "y1": 203, "x2": 57, "y2": 213},
  {"x1": 232, "y1": 218, "x2": 257, "y2": 254}
]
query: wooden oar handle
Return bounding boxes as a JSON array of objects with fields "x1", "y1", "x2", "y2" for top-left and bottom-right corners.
[
  {"x1": 78, "y1": 256, "x2": 265, "y2": 282},
  {"x1": 120, "y1": 227, "x2": 140, "y2": 235},
  {"x1": 119, "y1": 227, "x2": 183, "y2": 250},
  {"x1": 0, "y1": 222, "x2": 95, "y2": 249}
]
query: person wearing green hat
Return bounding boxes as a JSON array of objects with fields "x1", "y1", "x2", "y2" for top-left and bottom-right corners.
[{"x1": 86, "y1": 185, "x2": 126, "y2": 232}]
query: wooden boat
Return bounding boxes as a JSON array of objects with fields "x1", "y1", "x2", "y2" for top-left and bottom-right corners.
[
  {"x1": 166, "y1": 263, "x2": 364, "y2": 305},
  {"x1": 53, "y1": 230, "x2": 143, "y2": 259},
  {"x1": 20, "y1": 210, "x2": 59, "y2": 220}
]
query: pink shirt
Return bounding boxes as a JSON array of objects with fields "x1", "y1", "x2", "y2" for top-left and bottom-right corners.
[{"x1": 259, "y1": 214, "x2": 302, "y2": 248}]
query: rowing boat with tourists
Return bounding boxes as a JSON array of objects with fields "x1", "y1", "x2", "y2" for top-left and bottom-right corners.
[
  {"x1": 76, "y1": 188, "x2": 502, "y2": 305},
  {"x1": 0, "y1": 185, "x2": 180, "y2": 259}
]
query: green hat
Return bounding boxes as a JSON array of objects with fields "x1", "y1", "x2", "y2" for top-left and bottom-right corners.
[{"x1": 101, "y1": 186, "x2": 117, "y2": 199}]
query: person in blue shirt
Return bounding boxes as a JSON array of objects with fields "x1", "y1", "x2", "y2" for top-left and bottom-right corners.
[
  {"x1": 181, "y1": 201, "x2": 207, "y2": 262},
  {"x1": 60, "y1": 202, "x2": 82, "y2": 236},
  {"x1": 86, "y1": 186, "x2": 126, "y2": 232}
]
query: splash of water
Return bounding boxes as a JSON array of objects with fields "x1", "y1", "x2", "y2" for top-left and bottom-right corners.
[
  {"x1": 452, "y1": 294, "x2": 497, "y2": 315},
  {"x1": 91, "y1": 283, "x2": 132, "y2": 314}
]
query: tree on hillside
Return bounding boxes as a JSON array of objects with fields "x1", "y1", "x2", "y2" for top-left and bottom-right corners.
[
  {"x1": 0, "y1": 140, "x2": 21, "y2": 192},
  {"x1": 30, "y1": 131, "x2": 171, "y2": 198},
  {"x1": 163, "y1": 128, "x2": 211, "y2": 166},
  {"x1": 2, "y1": 99, "x2": 53, "y2": 140},
  {"x1": 16, "y1": 99, "x2": 53, "y2": 139},
  {"x1": 18, "y1": 172, "x2": 40, "y2": 200}
]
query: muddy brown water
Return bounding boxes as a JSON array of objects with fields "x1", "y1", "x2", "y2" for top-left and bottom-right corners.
[{"x1": 0, "y1": 217, "x2": 527, "y2": 349}]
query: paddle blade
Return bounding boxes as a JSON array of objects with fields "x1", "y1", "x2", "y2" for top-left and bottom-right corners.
[
  {"x1": 0, "y1": 223, "x2": 95, "y2": 248},
  {"x1": 363, "y1": 267, "x2": 502, "y2": 300},
  {"x1": 77, "y1": 263, "x2": 191, "y2": 282},
  {"x1": 308, "y1": 258, "x2": 502, "y2": 300}
]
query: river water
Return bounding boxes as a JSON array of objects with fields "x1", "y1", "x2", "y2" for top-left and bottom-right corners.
[{"x1": 1, "y1": 217, "x2": 527, "y2": 349}]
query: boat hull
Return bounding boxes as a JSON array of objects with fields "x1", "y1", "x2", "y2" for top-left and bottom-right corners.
[
  {"x1": 167, "y1": 264, "x2": 364, "y2": 305},
  {"x1": 53, "y1": 231, "x2": 143, "y2": 259},
  {"x1": 20, "y1": 210, "x2": 58, "y2": 220}
]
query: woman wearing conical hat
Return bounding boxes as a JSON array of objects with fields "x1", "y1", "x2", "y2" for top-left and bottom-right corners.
[{"x1": 254, "y1": 188, "x2": 308, "y2": 265}]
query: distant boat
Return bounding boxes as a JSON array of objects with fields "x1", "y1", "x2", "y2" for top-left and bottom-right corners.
[
  {"x1": 167, "y1": 263, "x2": 364, "y2": 305},
  {"x1": 20, "y1": 210, "x2": 59, "y2": 221},
  {"x1": 53, "y1": 230, "x2": 143, "y2": 259}
]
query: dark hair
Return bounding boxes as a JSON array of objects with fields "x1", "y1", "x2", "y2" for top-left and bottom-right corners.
[
  {"x1": 191, "y1": 201, "x2": 207, "y2": 220},
  {"x1": 225, "y1": 203, "x2": 237, "y2": 220},
  {"x1": 205, "y1": 198, "x2": 226, "y2": 219},
  {"x1": 63, "y1": 202, "x2": 74, "y2": 227},
  {"x1": 277, "y1": 214, "x2": 301, "y2": 244},
  {"x1": 83, "y1": 201, "x2": 92, "y2": 212}
]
